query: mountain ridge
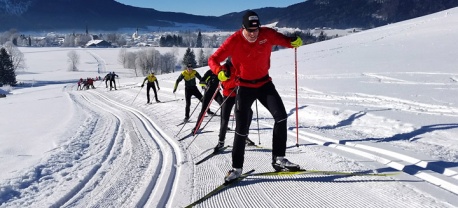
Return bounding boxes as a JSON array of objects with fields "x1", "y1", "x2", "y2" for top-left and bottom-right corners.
[{"x1": 1, "y1": 0, "x2": 457, "y2": 32}]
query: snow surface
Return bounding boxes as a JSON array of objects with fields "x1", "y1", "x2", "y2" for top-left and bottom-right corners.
[{"x1": 1, "y1": 7, "x2": 458, "y2": 208}]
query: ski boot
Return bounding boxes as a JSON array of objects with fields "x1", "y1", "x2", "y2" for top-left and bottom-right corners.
[
  {"x1": 224, "y1": 168, "x2": 242, "y2": 184},
  {"x1": 272, "y1": 156, "x2": 300, "y2": 172},
  {"x1": 245, "y1": 137, "x2": 256, "y2": 146},
  {"x1": 213, "y1": 141, "x2": 225, "y2": 153}
]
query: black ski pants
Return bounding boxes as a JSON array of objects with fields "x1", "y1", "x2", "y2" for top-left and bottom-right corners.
[
  {"x1": 232, "y1": 81, "x2": 287, "y2": 169},
  {"x1": 219, "y1": 95, "x2": 252, "y2": 142},
  {"x1": 184, "y1": 86, "x2": 203, "y2": 118},
  {"x1": 110, "y1": 79, "x2": 116, "y2": 90},
  {"x1": 146, "y1": 82, "x2": 158, "y2": 103}
]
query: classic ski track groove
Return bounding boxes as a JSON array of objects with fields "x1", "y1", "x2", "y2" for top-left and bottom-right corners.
[
  {"x1": 61, "y1": 82, "x2": 456, "y2": 207},
  {"x1": 59, "y1": 90, "x2": 183, "y2": 207},
  {"x1": 258, "y1": 119, "x2": 458, "y2": 195}
]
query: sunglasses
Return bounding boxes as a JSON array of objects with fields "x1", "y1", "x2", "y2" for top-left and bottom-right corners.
[{"x1": 244, "y1": 27, "x2": 259, "y2": 33}]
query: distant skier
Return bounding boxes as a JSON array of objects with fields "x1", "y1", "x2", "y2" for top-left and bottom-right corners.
[
  {"x1": 109, "y1": 71, "x2": 119, "y2": 90},
  {"x1": 173, "y1": 63, "x2": 203, "y2": 122},
  {"x1": 141, "y1": 72, "x2": 161, "y2": 104},
  {"x1": 77, "y1": 78, "x2": 83, "y2": 90},
  {"x1": 103, "y1": 72, "x2": 111, "y2": 88},
  {"x1": 86, "y1": 77, "x2": 95, "y2": 89}
]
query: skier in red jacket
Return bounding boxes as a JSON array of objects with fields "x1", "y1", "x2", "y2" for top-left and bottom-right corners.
[{"x1": 208, "y1": 10, "x2": 303, "y2": 182}]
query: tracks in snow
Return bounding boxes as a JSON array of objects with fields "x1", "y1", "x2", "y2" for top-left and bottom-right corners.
[{"x1": 53, "y1": 90, "x2": 183, "y2": 207}]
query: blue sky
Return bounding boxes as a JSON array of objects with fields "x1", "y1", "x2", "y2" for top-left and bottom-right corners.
[{"x1": 115, "y1": 0, "x2": 305, "y2": 16}]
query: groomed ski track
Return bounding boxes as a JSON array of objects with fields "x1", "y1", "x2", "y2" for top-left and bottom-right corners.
[
  {"x1": 53, "y1": 81, "x2": 457, "y2": 208},
  {"x1": 49, "y1": 89, "x2": 184, "y2": 208}
]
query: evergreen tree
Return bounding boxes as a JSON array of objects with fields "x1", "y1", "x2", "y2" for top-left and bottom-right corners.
[
  {"x1": 196, "y1": 31, "x2": 203, "y2": 48},
  {"x1": 0, "y1": 48, "x2": 17, "y2": 86},
  {"x1": 182, "y1": 47, "x2": 197, "y2": 67},
  {"x1": 318, "y1": 31, "x2": 327, "y2": 42},
  {"x1": 197, "y1": 48, "x2": 206, "y2": 67}
]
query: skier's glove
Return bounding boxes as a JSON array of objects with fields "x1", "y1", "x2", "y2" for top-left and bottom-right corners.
[
  {"x1": 218, "y1": 66, "x2": 229, "y2": 81},
  {"x1": 141, "y1": 84, "x2": 144, "y2": 88},
  {"x1": 290, "y1": 36, "x2": 303, "y2": 48}
]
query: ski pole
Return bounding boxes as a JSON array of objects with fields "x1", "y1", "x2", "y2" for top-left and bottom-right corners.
[
  {"x1": 230, "y1": 111, "x2": 235, "y2": 131},
  {"x1": 294, "y1": 47, "x2": 300, "y2": 147},
  {"x1": 186, "y1": 86, "x2": 237, "y2": 149},
  {"x1": 255, "y1": 100, "x2": 261, "y2": 145},
  {"x1": 131, "y1": 85, "x2": 143, "y2": 105},
  {"x1": 176, "y1": 98, "x2": 201, "y2": 137},
  {"x1": 193, "y1": 83, "x2": 221, "y2": 135}
]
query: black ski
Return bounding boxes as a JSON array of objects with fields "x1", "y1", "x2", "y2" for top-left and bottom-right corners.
[
  {"x1": 185, "y1": 169, "x2": 255, "y2": 208},
  {"x1": 195, "y1": 146, "x2": 230, "y2": 165},
  {"x1": 178, "y1": 133, "x2": 193, "y2": 141}
]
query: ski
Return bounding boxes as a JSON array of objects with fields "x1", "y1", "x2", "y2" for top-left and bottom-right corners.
[
  {"x1": 185, "y1": 169, "x2": 255, "y2": 208},
  {"x1": 178, "y1": 133, "x2": 194, "y2": 141},
  {"x1": 250, "y1": 169, "x2": 400, "y2": 177},
  {"x1": 176, "y1": 121, "x2": 185, "y2": 126},
  {"x1": 156, "y1": 98, "x2": 183, "y2": 104},
  {"x1": 176, "y1": 120, "x2": 195, "y2": 127},
  {"x1": 195, "y1": 146, "x2": 230, "y2": 165}
]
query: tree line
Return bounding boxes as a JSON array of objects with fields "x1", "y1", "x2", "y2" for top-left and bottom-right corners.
[{"x1": 117, "y1": 46, "x2": 213, "y2": 77}]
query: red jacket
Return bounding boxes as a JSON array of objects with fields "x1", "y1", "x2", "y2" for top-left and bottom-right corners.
[
  {"x1": 209, "y1": 27, "x2": 292, "y2": 88},
  {"x1": 221, "y1": 66, "x2": 237, "y2": 97}
]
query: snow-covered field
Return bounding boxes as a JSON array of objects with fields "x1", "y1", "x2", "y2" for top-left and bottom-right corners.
[{"x1": 1, "y1": 7, "x2": 458, "y2": 208}]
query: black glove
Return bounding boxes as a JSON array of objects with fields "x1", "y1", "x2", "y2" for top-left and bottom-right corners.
[{"x1": 223, "y1": 60, "x2": 232, "y2": 77}]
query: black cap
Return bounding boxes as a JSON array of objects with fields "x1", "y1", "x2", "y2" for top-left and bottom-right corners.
[{"x1": 242, "y1": 10, "x2": 260, "y2": 28}]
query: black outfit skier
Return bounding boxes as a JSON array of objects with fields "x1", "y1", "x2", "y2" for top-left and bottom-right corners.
[
  {"x1": 141, "y1": 72, "x2": 161, "y2": 103},
  {"x1": 191, "y1": 69, "x2": 224, "y2": 135},
  {"x1": 109, "y1": 71, "x2": 119, "y2": 90},
  {"x1": 103, "y1": 72, "x2": 111, "y2": 88},
  {"x1": 173, "y1": 63, "x2": 203, "y2": 122},
  {"x1": 208, "y1": 10, "x2": 303, "y2": 182},
  {"x1": 213, "y1": 59, "x2": 254, "y2": 153}
]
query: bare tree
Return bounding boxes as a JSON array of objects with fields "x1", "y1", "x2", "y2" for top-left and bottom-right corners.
[
  {"x1": 135, "y1": 48, "x2": 162, "y2": 75},
  {"x1": 2, "y1": 41, "x2": 26, "y2": 72},
  {"x1": 197, "y1": 48, "x2": 205, "y2": 67},
  {"x1": 67, "y1": 50, "x2": 80, "y2": 71},
  {"x1": 161, "y1": 52, "x2": 177, "y2": 74},
  {"x1": 105, "y1": 33, "x2": 126, "y2": 47},
  {"x1": 62, "y1": 34, "x2": 76, "y2": 47},
  {"x1": 0, "y1": 29, "x2": 18, "y2": 45},
  {"x1": 118, "y1": 48, "x2": 127, "y2": 67}
]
